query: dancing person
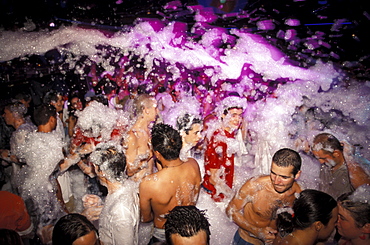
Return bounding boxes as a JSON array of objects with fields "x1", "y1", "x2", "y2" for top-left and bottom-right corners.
[
  {"x1": 139, "y1": 123, "x2": 202, "y2": 244},
  {"x1": 202, "y1": 95, "x2": 247, "y2": 203},
  {"x1": 165, "y1": 205, "x2": 210, "y2": 245},
  {"x1": 273, "y1": 189, "x2": 338, "y2": 245},
  {"x1": 125, "y1": 94, "x2": 158, "y2": 181},
  {"x1": 226, "y1": 148, "x2": 302, "y2": 245},
  {"x1": 337, "y1": 184, "x2": 370, "y2": 245},
  {"x1": 1, "y1": 102, "x2": 36, "y2": 193},
  {"x1": 89, "y1": 144, "x2": 139, "y2": 245},
  {"x1": 19, "y1": 104, "x2": 83, "y2": 242},
  {"x1": 311, "y1": 133, "x2": 370, "y2": 199},
  {"x1": 52, "y1": 213, "x2": 100, "y2": 245}
]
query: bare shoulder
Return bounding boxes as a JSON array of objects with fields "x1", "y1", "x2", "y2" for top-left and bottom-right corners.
[
  {"x1": 140, "y1": 172, "x2": 161, "y2": 188},
  {"x1": 239, "y1": 175, "x2": 270, "y2": 193},
  {"x1": 184, "y1": 158, "x2": 200, "y2": 169}
]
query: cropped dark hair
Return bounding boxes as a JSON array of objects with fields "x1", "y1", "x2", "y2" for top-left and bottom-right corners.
[
  {"x1": 338, "y1": 188, "x2": 370, "y2": 228},
  {"x1": 276, "y1": 189, "x2": 337, "y2": 237},
  {"x1": 165, "y1": 205, "x2": 210, "y2": 245},
  {"x1": 52, "y1": 213, "x2": 98, "y2": 245},
  {"x1": 176, "y1": 113, "x2": 202, "y2": 134},
  {"x1": 33, "y1": 104, "x2": 56, "y2": 126},
  {"x1": 272, "y1": 148, "x2": 302, "y2": 176},
  {"x1": 312, "y1": 133, "x2": 343, "y2": 153},
  {"x1": 151, "y1": 123, "x2": 182, "y2": 161}
]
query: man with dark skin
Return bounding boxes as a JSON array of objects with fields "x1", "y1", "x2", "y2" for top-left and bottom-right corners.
[{"x1": 139, "y1": 123, "x2": 202, "y2": 244}]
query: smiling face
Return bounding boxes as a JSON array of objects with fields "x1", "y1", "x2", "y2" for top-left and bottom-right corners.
[
  {"x1": 222, "y1": 107, "x2": 243, "y2": 132},
  {"x1": 71, "y1": 97, "x2": 83, "y2": 111},
  {"x1": 51, "y1": 94, "x2": 64, "y2": 113},
  {"x1": 270, "y1": 162, "x2": 298, "y2": 193}
]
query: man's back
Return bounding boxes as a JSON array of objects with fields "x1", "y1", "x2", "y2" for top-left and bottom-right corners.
[{"x1": 139, "y1": 158, "x2": 201, "y2": 229}]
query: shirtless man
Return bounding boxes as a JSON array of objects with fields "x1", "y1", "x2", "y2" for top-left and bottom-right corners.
[
  {"x1": 139, "y1": 123, "x2": 202, "y2": 243},
  {"x1": 125, "y1": 94, "x2": 158, "y2": 181},
  {"x1": 226, "y1": 148, "x2": 302, "y2": 245}
]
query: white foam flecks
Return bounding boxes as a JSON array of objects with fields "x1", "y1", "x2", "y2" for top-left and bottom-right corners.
[
  {"x1": 349, "y1": 184, "x2": 370, "y2": 203},
  {"x1": 1, "y1": 8, "x2": 370, "y2": 241},
  {"x1": 76, "y1": 101, "x2": 119, "y2": 142}
]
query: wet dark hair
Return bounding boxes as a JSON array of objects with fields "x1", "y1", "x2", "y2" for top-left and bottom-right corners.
[
  {"x1": 151, "y1": 123, "x2": 182, "y2": 161},
  {"x1": 52, "y1": 213, "x2": 98, "y2": 245},
  {"x1": 272, "y1": 148, "x2": 302, "y2": 176},
  {"x1": 176, "y1": 113, "x2": 202, "y2": 135},
  {"x1": 0, "y1": 229, "x2": 23, "y2": 245},
  {"x1": 223, "y1": 106, "x2": 243, "y2": 116},
  {"x1": 276, "y1": 189, "x2": 337, "y2": 237},
  {"x1": 313, "y1": 133, "x2": 343, "y2": 153},
  {"x1": 33, "y1": 104, "x2": 56, "y2": 126},
  {"x1": 92, "y1": 146, "x2": 127, "y2": 182},
  {"x1": 165, "y1": 206, "x2": 210, "y2": 245},
  {"x1": 338, "y1": 190, "x2": 370, "y2": 228}
]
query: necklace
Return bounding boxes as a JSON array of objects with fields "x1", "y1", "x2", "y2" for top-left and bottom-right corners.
[{"x1": 163, "y1": 162, "x2": 184, "y2": 168}]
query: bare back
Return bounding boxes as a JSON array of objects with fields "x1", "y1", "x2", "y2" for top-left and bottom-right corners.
[{"x1": 139, "y1": 158, "x2": 201, "y2": 229}]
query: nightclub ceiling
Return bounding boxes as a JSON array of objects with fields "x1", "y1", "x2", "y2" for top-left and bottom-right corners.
[{"x1": 0, "y1": 0, "x2": 369, "y2": 94}]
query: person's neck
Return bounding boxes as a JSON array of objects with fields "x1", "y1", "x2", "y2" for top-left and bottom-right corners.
[
  {"x1": 13, "y1": 118, "x2": 25, "y2": 130},
  {"x1": 106, "y1": 180, "x2": 123, "y2": 194},
  {"x1": 332, "y1": 154, "x2": 345, "y2": 171},
  {"x1": 288, "y1": 228, "x2": 317, "y2": 245},
  {"x1": 37, "y1": 124, "x2": 53, "y2": 133},
  {"x1": 348, "y1": 235, "x2": 370, "y2": 245},
  {"x1": 161, "y1": 158, "x2": 183, "y2": 168},
  {"x1": 135, "y1": 116, "x2": 151, "y2": 129}
]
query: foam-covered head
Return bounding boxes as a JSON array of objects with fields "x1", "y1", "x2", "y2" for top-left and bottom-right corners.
[{"x1": 89, "y1": 143, "x2": 126, "y2": 183}]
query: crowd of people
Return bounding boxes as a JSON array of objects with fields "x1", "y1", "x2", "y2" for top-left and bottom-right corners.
[{"x1": 0, "y1": 68, "x2": 370, "y2": 245}]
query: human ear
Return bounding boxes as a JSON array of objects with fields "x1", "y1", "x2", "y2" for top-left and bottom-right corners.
[
  {"x1": 361, "y1": 223, "x2": 370, "y2": 233},
  {"x1": 332, "y1": 150, "x2": 341, "y2": 158},
  {"x1": 294, "y1": 170, "x2": 302, "y2": 180},
  {"x1": 314, "y1": 221, "x2": 323, "y2": 232}
]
